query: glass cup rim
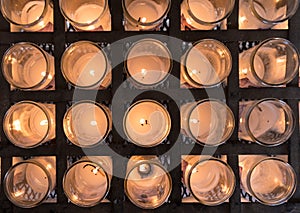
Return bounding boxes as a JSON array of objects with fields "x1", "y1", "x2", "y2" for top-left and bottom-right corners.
[
  {"x1": 4, "y1": 159, "x2": 52, "y2": 208},
  {"x1": 62, "y1": 159, "x2": 111, "y2": 207},
  {"x1": 0, "y1": 0, "x2": 51, "y2": 28},
  {"x1": 124, "y1": 38, "x2": 173, "y2": 87},
  {"x1": 3, "y1": 101, "x2": 52, "y2": 148},
  {"x1": 182, "y1": 39, "x2": 232, "y2": 88},
  {"x1": 186, "y1": 156, "x2": 236, "y2": 206},
  {"x1": 249, "y1": 37, "x2": 300, "y2": 87},
  {"x1": 63, "y1": 100, "x2": 111, "y2": 148},
  {"x1": 59, "y1": 0, "x2": 108, "y2": 27},
  {"x1": 186, "y1": 99, "x2": 235, "y2": 146},
  {"x1": 123, "y1": 99, "x2": 172, "y2": 147},
  {"x1": 61, "y1": 40, "x2": 109, "y2": 89},
  {"x1": 122, "y1": 0, "x2": 171, "y2": 27},
  {"x1": 244, "y1": 98, "x2": 295, "y2": 147},
  {"x1": 2, "y1": 42, "x2": 52, "y2": 90},
  {"x1": 186, "y1": 0, "x2": 235, "y2": 25},
  {"x1": 249, "y1": 0, "x2": 299, "y2": 24},
  {"x1": 124, "y1": 159, "x2": 172, "y2": 209},
  {"x1": 246, "y1": 157, "x2": 297, "y2": 206}
]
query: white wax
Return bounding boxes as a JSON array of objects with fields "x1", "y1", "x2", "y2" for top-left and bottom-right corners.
[
  {"x1": 249, "y1": 102, "x2": 285, "y2": 137},
  {"x1": 21, "y1": 1, "x2": 44, "y2": 24},
  {"x1": 127, "y1": 55, "x2": 168, "y2": 85},
  {"x1": 73, "y1": 4, "x2": 104, "y2": 24},
  {"x1": 190, "y1": 161, "x2": 220, "y2": 193},
  {"x1": 73, "y1": 52, "x2": 107, "y2": 87},
  {"x1": 71, "y1": 103, "x2": 108, "y2": 145},
  {"x1": 125, "y1": 102, "x2": 169, "y2": 146},
  {"x1": 188, "y1": 0, "x2": 217, "y2": 22},
  {"x1": 127, "y1": 0, "x2": 164, "y2": 23},
  {"x1": 185, "y1": 47, "x2": 215, "y2": 85}
]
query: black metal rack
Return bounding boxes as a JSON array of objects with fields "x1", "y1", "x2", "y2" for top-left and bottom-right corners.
[{"x1": 0, "y1": 0, "x2": 299, "y2": 212}]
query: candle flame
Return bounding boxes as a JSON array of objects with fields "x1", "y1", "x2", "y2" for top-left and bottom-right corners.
[
  {"x1": 141, "y1": 69, "x2": 147, "y2": 76},
  {"x1": 140, "y1": 118, "x2": 146, "y2": 125},
  {"x1": 141, "y1": 17, "x2": 147, "y2": 23},
  {"x1": 40, "y1": 120, "x2": 48, "y2": 126},
  {"x1": 13, "y1": 120, "x2": 21, "y2": 131},
  {"x1": 92, "y1": 167, "x2": 99, "y2": 175}
]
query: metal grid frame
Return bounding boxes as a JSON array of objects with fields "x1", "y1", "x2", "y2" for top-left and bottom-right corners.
[{"x1": 0, "y1": 0, "x2": 299, "y2": 212}]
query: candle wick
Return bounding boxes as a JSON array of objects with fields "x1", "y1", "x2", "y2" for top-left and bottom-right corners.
[{"x1": 83, "y1": 164, "x2": 99, "y2": 175}]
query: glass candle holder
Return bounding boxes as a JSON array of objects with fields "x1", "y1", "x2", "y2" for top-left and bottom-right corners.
[
  {"x1": 63, "y1": 156, "x2": 112, "y2": 207},
  {"x1": 0, "y1": 0, "x2": 53, "y2": 32},
  {"x1": 239, "y1": 0, "x2": 299, "y2": 29},
  {"x1": 61, "y1": 41, "x2": 111, "y2": 89},
  {"x1": 239, "y1": 38, "x2": 299, "y2": 87},
  {"x1": 63, "y1": 101, "x2": 112, "y2": 148},
  {"x1": 181, "y1": 39, "x2": 232, "y2": 88},
  {"x1": 124, "y1": 156, "x2": 172, "y2": 209},
  {"x1": 2, "y1": 42, "x2": 55, "y2": 90},
  {"x1": 181, "y1": 0, "x2": 235, "y2": 30},
  {"x1": 239, "y1": 156, "x2": 296, "y2": 205},
  {"x1": 125, "y1": 39, "x2": 172, "y2": 88},
  {"x1": 123, "y1": 100, "x2": 171, "y2": 147},
  {"x1": 181, "y1": 99, "x2": 235, "y2": 146},
  {"x1": 3, "y1": 101, "x2": 55, "y2": 148},
  {"x1": 4, "y1": 156, "x2": 56, "y2": 208},
  {"x1": 239, "y1": 99, "x2": 295, "y2": 147},
  {"x1": 182, "y1": 156, "x2": 235, "y2": 205},
  {"x1": 122, "y1": 0, "x2": 170, "y2": 31},
  {"x1": 59, "y1": 0, "x2": 111, "y2": 31}
]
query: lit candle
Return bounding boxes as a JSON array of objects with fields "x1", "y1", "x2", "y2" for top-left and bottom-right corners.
[
  {"x1": 3, "y1": 43, "x2": 55, "y2": 90},
  {"x1": 61, "y1": 41, "x2": 111, "y2": 89},
  {"x1": 181, "y1": 39, "x2": 232, "y2": 88},
  {"x1": 63, "y1": 102, "x2": 112, "y2": 147},
  {"x1": 127, "y1": 1, "x2": 164, "y2": 23},
  {"x1": 74, "y1": 163, "x2": 108, "y2": 191},
  {"x1": 60, "y1": 0, "x2": 111, "y2": 31},
  {"x1": 125, "y1": 39, "x2": 171, "y2": 88},
  {"x1": 123, "y1": 0, "x2": 170, "y2": 30},
  {"x1": 73, "y1": 52, "x2": 107, "y2": 87},
  {"x1": 4, "y1": 101, "x2": 55, "y2": 148},
  {"x1": 124, "y1": 100, "x2": 171, "y2": 147}
]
